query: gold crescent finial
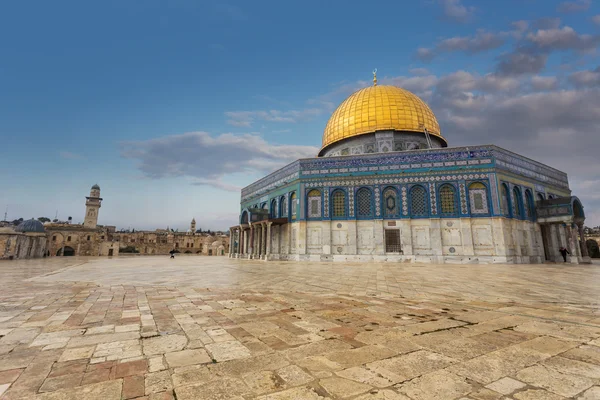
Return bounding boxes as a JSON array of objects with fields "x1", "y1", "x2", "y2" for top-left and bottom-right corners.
[{"x1": 373, "y1": 69, "x2": 378, "y2": 86}]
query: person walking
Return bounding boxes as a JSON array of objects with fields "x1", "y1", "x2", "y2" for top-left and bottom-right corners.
[
  {"x1": 169, "y1": 249, "x2": 176, "y2": 259},
  {"x1": 559, "y1": 246, "x2": 570, "y2": 262}
]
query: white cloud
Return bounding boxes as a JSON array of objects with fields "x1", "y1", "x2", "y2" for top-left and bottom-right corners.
[
  {"x1": 191, "y1": 178, "x2": 241, "y2": 192},
  {"x1": 416, "y1": 30, "x2": 505, "y2": 61},
  {"x1": 530, "y1": 76, "x2": 558, "y2": 90},
  {"x1": 438, "y1": 30, "x2": 505, "y2": 53},
  {"x1": 121, "y1": 132, "x2": 318, "y2": 190},
  {"x1": 439, "y1": 0, "x2": 475, "y2": 23},
  {"x1": 526, "y1": 26, "x2": 600, "y2": 52},
  {"x1": 496, "y1": 50, "x2": 548, "y2": 76},
  {"x1": 557, "y1": 0, "x2": 591, "y2": 13},
  {"x1": 593, "y1": 15, "x2": 600, "y2": 26},
  {"x1": 568, "y1": 67, "x2": 600, "y2": 87},
  {"x1": 532, "y1": 17, "x2": 562, "y2": 30}
]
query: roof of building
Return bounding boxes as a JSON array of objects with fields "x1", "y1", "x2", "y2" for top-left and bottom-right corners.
[
  {"x1": 92, "y1": 184, "x2": 100, "y2": 190},
  {"x1": 320, "y1": 82, "x2": 444, "y2": 155},
  {"x1": 15, "y1": 219, "x2": 46, "y2": 233}
]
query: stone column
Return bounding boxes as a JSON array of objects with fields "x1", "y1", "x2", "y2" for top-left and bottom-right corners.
[
  {"x1": 249, "y1": 224, "x2": 254, "y2": 257},
  {"x1": 566, "y1": 224, "x2": 579, "y2": 264},
  {"x1": 260, "y1": 224, "x2": 265, "y2": 258},
  {"x1": 242, "y1": 229, "x2": 247, "y2": 256},
  {"x1": 258, "y1": 224, "x2": 263, "y2": 257},
  {"x1": 579, "y1": 224, "x2": 589, "y2": 258},
  {"x1": 266, "y1": 222, "x2": 272, "y2": 257},
  {"x1": 254, "y1": 225, "x2": 259, "y2": 258}
]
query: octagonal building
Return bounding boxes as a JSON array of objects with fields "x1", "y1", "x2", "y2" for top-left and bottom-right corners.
[{"x1": 230, "y1": 75, "x2": 590, "y2": 264}]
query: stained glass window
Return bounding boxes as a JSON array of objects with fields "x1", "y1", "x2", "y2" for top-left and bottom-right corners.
[
  {"x1": 513, "y1": 187, "x2": 522, "y2": 218},
  {"x1": 332, "y1": 190, "x2": 346, "y2": 218},
  {"x1": 439, "y1": 185, "x2": 457, "y2": 215},
  {"x1": 356, "y1": 188, "x2": 372, "y2": 218},
  {"x1": 501, "y1": 184, "x2": 510, "y2": 216},
  {"x1": 410, "y1": 186, "x2": 427, "y2": 217},
  {"x1": 280, "y1": 196, "x2": 287, "y2": 218},
  {"x1": 290, "y1": 192, "x2": 297, "y2": 220},
  {"x1": 383, "y1": 187, "x2": 398, "y2": 217},
  {"x1": 468, "y1": 182, "x2": 489, "y2": 214},
  {"x1": 270, "y1": 199, "x2": 277, "y2": 218},
  {"x1": 307, "y1": 189, "x2": 322, "y2": 218}
]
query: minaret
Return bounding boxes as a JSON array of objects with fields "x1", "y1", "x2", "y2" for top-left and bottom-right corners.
[
  {"x1": 190, "y1": 218, "x2": 196, "y2": 233},
  {"x1": 84, "y1": 184, "x2": 102, "y2": 229}
]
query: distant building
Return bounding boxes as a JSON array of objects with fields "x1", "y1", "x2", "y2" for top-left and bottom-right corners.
[
  {"x1": 0, "y1": 219, "x2": 48, "y2": 259},
  {"x1": 1, "y1": 185, "x2": 229, "y2": 259}
]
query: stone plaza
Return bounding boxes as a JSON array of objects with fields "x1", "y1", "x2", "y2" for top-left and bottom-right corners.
[{"x1": 0, "y1": 257, "x2": 600, "y2": 399}]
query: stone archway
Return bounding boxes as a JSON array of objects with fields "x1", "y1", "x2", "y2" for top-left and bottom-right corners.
[{"x1": 57, "y1": 246, "x2": 75, "y2": 256}]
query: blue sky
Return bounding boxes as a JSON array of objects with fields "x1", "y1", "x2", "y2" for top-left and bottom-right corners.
[{"x1": 2, "y1": 0, "x2": 600, "y2": 230}]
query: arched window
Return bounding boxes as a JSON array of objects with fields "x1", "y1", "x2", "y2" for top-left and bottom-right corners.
[
  {"x1": 524, "y1": 190, "x2": 534, "y2": 219},
  {"x1": 240, "y1": 211, "x2": 248, "y2": 224},
  {"x1": 307, "y1": 189, "x2": 322, "y2": 219},
  {"x1": 500, "y1": 183, "x2": 511, "y2": 216},
  {"x1": 280, "y1": 196, "x2": 287, "y2": 218},
  {"x1": 410, "y1": 185, "x2": 428, "y2": 217},
  {"x1": 468, "y1": 182, "x2": 489, "y2": 215},
  {"x1": 290, "y1": 192, "x2": 297, "y2": 220},
  {"x1": 439, "y1": 184, "x2": 457, "y2": 216},
  {"x1": 261, "y1": 202, "x2": 267, "y2": 210},
  {"x1": 356, "y1": 188, "x2": 373, "y2": 218},
  {"x1": 513, "y1": 187, "x2": 523, "y2": 218},
  {"x1": 537, "y1": 193, "x2": 545, "y2": 202},
  {"x1": 332, "y1": 190, "x2": 346, "y2": 218},
  {"x1": 270, "y1": 199, "x2": 277, "y2": 218},
  {"x1": 383, "y1": 187, "x2": 399, "y2": 218}
]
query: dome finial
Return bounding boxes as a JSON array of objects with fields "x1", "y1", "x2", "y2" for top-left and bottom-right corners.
[{"x1": 373, "y1": 69, "x2": 378, "y2": 86}]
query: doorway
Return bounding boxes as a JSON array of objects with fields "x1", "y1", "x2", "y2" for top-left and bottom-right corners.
[
  {"x1": 540, "y1": 225, "x2": 550, "y2": 261},
  {"x1": 385, "y1": 230, "x2": 402, "y2": 253},
  {"x1": 108, "y1": 249, "x2": 113, "y2": 256},
  {"x1": 57, "y1": 246, "x2": 75, "y2": 256}
]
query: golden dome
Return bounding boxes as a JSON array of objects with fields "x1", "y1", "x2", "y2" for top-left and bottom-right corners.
[{"x1": 320, "y1": 85, "x2": 445, "y2": 154}]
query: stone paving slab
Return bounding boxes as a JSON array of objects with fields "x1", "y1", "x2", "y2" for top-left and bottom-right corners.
[{"x1": 0, "y1": 256, "x2": 599, "y2": 399}]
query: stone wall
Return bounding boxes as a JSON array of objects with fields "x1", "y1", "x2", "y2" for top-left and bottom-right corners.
[
  {"x1": 44, "y1": 224, "x2": 230, "y2": 257},
  {"x1": 262, "y1": 217, "x2": 545, "y2": 264},
  {"x1": 0, "y1": 232, "x2": 47, "y2": 259},
  {"x1": 113, "y1": 231, "x2": 229, "y2": 256}
]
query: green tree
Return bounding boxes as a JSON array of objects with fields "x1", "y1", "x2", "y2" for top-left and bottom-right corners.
[{"x1": 38, "y1": 217, "x2": 51, "y2": 223}]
